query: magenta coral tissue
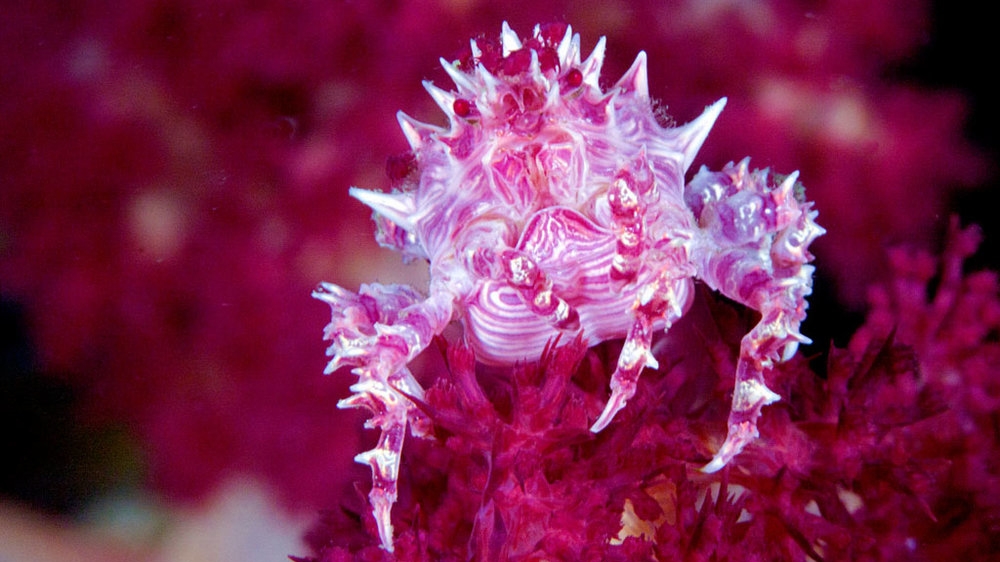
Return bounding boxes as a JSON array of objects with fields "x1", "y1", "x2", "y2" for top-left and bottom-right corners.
[{"x1": 313, "y1": 22, "x2": 824, "y2": 551}]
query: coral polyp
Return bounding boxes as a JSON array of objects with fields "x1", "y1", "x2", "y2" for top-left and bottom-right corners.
[{"x1": 314, "y1": 22, "x2": 824, "y2": 551}]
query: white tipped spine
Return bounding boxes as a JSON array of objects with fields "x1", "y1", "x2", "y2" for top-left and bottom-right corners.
[
  {"x1": 580, "y1": 36, "x2": 607, "y2": 89},
  {"x1": 556, "y1": 25, "x2": 575, "y2": 68},
  {"x1": 738, "y1": 156, "x2": 751, "y2": 175},
  {"x1": 349, "y1": 187, "x2": 418, "y2": 231},
  {"x1": 396, "y1": 110, "x2": 442, "y2": 150},
  {"x1": 615, "y1": 51, "x2": 649, "y2": 99},
  {"x1": 776, "y1": 170, "x2": 799, "y2": 202},
  {"x1": 440, "y1": 57, "x2": 475, "y2": 94},
  {"x1": 675, "y1": 97, "x2": 728, "y2": 173},
  {"x1": 500, "y1": 21, "x2": 522, "y2": 56},
  {"x1": 528, "y1": 48, "x2": 542, "y2": 82},
  {"x1": 475, "y1": 64, "x2": 500, "y2": 110},
  {"x1": 423, "y1": 80, "x2": 457, "y2": 117}
]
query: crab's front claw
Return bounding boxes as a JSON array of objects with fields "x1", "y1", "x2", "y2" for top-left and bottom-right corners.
[
  {"x1": 313, "y1": 282, "x2": 424, "y2": 372},
  {"x1": 312, "y1": 282, "x2": 439, "y2": 419},
  {"x1": 313, "y1": 281, "x2": 454, "y2": 551}
]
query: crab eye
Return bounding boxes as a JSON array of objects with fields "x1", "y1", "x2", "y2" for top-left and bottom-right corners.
[
  {"x1": 453, "y1": 98, "x2": 472, "y2": 117},
  {"x1": 565, "y1": 68, "x2": 583, "y2": 88}
]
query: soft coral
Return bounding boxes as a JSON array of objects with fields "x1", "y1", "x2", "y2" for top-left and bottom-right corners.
[{"x1": 300, "y1": 230, "x2": 1000, "y2": 558}]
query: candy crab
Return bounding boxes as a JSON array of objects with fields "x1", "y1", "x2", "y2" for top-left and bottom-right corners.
[{"x1": 314, "y1": 22, "x2": 824, "y2": 551}]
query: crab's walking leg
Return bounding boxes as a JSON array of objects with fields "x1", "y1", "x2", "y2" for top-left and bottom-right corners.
[
  {"x1": 590, "y1": 146, "x2": 693, "y2": 433},
  {"x1": 502, "y1": 248, "x2": 581, "y2": 331},
  {"x1": 588, "y1": 315, "x2": 656, "y2": 432},
  {"x1": 340, "y1": 364, "x2": 413, "y2": 550},
  {"x1": 700, "y1": 320, "x2": 787, "y2": 473},
  {"x1": 590, "y1": 273, "x2": 691, "y2": 432},
  {"x1": 686, "y1": 163, "x2": 824, "y2": 472},
  {"x1": 313, "y1": 282, "x2": 453, "y2": 551}
]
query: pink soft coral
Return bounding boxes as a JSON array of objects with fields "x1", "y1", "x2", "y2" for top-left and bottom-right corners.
[{"x1": 299, "y1": 229, "x2": 1000, "y2": 558}]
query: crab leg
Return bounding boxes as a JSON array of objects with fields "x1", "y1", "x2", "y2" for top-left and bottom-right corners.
[
  {"x1": 312, "y1": 282, "x2": 454, "y2": 551},
  {"x1": 339, "y1": 365, "x2": 412, "y2": 551},
  {"x1": 589, "y1": 315, "x2": 656, "y2": 432},
  {"x1": 701, "y1": 278, "x2": 817, "y2": 472},
  {"x1": 591, "y1": 273, "x2": 692, "y2": 432},
  {"x1": 700, "y1": 313, "x2": 788, "y2": 473},
  {"x1": 502, "y1": 249, "x2": 581, "y2": 331},
  {"x1": 684, "y1": 162, "x2": 824, "y2": 472},
  {"x1": 591, "y1": 146, "x2": 694, "y2": 432}
]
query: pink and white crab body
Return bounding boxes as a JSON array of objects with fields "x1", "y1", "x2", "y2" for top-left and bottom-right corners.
[{"x1": 314, "y1": 22, "x2": 824, "y2": 551}]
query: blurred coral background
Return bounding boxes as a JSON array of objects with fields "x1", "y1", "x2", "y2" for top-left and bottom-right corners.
[{"x1": 0, "y1": 0, "x2": 995, "y2": 560}]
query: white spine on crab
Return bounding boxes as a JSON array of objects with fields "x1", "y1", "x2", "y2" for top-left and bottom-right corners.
[
  {"x1": 527, "y1": 48, "x2": 543, "y2": 85},
  {"x1": 579, "y1": 36, "x2": 607, "y2": 90},
  {"x1": 555, "y1": 25, "x2": 576, "y2": 66},
  {"x1": 543, "y1": 78, "x2": 562, "y2": 112},
  {"x1": 735, "y1": 157, "x2": 750, "y2": 180},
  {"x1": 775, "y1": 170, "x2": 798, "y2": 204},
  {"x1": 440, "y1": 57, "x2": 476, "y2": 94},
  {"x1": 619, "y1": 336, "x2": 659, "y2": 371},
  {"x1": 349, "y1": 187, "x2": 418, "y2": 232},
  {"x1": 664, "y1": 283, "x2": 686, "y2": 322},
  {"x1": 614, "y1": 51, "x2": 649, "y2": 99},
  {"x1": 397, "y1": 110, "x2": 442, "y2": 151},
  {"x1": 500, "y1": 21, "x2": 522, "y2": 56},
  {"x1": 782, "y1": 325, "x2": 816, "y2": 361},
  {"x1": 731, "y1": 379, "x2": 781, "y2": 412},
  {"x1": 774, "y1": 206, "x2": 826, "y2": 267},
  {"x1": 324, "y1": 345, "x2": 367, "y2": 374},
  {"x1": 665, "y1": 98, "x2": 727, "y2": 174},
  {"x1": 474, "y1": 65, "x2": 501, "y2": 115},
  {"x1": 424, "y1": 80, "x2": 458, "y2": 118}
]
